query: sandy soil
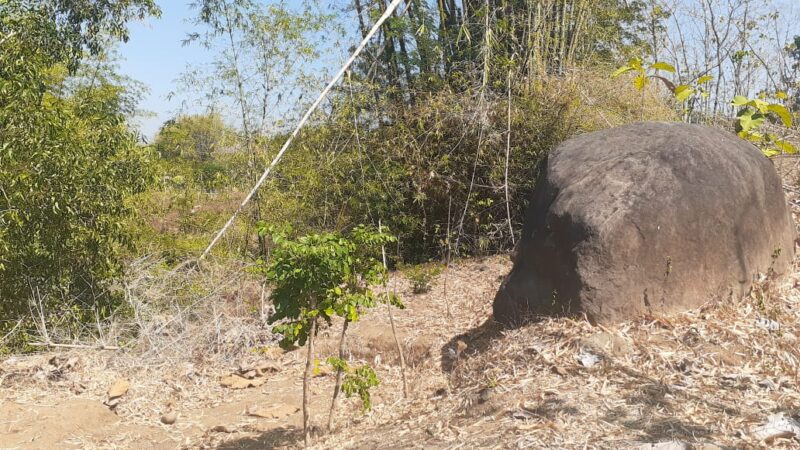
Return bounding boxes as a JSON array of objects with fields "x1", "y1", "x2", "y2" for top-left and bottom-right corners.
[{"x1": 0, "y1": 254, "x2": 508, "y2": 449}]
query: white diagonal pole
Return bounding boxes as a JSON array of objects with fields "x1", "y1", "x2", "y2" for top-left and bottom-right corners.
[{"x1": 200, "y1": 0, "x2": 407, "y2": 260}]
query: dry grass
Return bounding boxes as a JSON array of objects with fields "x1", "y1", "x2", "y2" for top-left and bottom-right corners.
[
  {"x1": 312, "y1": 188, "x2": 800, "y2": 450},
  {"x1": 310, "y1": 263, "x2": 800, "y2": 449},
  {"x1": 2, "y1": 187, "x2": 800, "y2": 450}
]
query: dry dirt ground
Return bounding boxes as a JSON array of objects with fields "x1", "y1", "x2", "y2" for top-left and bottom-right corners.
[{"x1": 2, "y1": 162, "x2": 800, "y2": 449}]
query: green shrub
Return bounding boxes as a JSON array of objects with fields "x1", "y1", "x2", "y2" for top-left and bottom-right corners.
[
  {"x1": 260, "y1": 224, "x2": 396, "y2": 444},
  {"x1": 0, "y1": 7, "x2": 155, "y2": 342},
  {"x1": 242, "y1": 70, "x2": 674, "y2": 262},
  {"x1": 399, "y1": 263, "x2": 443, "y2": 294}
]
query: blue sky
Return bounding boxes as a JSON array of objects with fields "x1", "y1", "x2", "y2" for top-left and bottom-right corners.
[
  {"x1": 118, "y1": 2, "x2": 213, "y2": 140},
  {"x1": 118, "y1": 1, "x2": 800, "y2": 140},
  {"x1": 119, "y1": 1, "x2": 351, "y2": 140}
]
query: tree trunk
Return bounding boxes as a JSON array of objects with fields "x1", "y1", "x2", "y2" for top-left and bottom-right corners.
[
  {"x1": 354, "y1": 0, "x2": 369, "y2": 38},
  {"x1": 393, "y1": 6, "x2": 415, "y2": 93},
  {"x1": 303, "y1": 319, "x2": 319, "y2": 446},
  {"x1": 327, "y1": 319, "x2": 350, "y2": 431},
  {"x1": 381, "y1": 1, "x2": 401, "y2": 89},
  {"x1": 408, "y1": 1, "x2": 432, "y2": 76}
]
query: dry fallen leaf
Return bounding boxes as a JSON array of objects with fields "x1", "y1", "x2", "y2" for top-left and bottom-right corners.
[
  {"x1": 246, "y1": 403, "x2": 299, "y2": 419},
  {"x1": 255, "y1": 361, "x2": 280, "y2": 376},
  {"x1": 107, "y1": 378, "x2": 130, "y2": 399},
  {"x1": 219, "y1": 374, "x2": 267, "y2": 389},
  {"x1": 753, "y1": 413, "x2": 800, "y2": 443}
]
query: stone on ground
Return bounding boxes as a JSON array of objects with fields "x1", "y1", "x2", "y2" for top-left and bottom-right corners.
[{"x1": 494, "y1": 122, "x2": 795, "y2": 325}]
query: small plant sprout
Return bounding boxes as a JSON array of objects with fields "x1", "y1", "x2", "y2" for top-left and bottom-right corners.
[
  {"x1": 260, "y1": 224, "x2": 387, "y2": 443},
  {"x1": 259, "y1": 223, "x2": 396, "y2": 442},
  {"x1": 400, "y1": 262, "x2": 443, "y2": 294},
  {"x1": 612, "y1": 57, "x2": 713, "y2": 104},
  {"x1": 731, "y1": 93, "x2": 796, "y2": 157},
  {"x1": 327, "y1": 357, "x2": 380, "y2": 412}
]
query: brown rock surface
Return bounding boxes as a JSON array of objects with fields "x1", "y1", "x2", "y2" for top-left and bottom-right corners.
[{"x1": 494, "y1": 122, "x2": 795, "y2": 324}]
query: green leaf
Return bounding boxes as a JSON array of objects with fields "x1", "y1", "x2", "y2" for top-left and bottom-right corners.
[
  {"x1": 313, "y1": 359, "x2": 321, "y2": 376},
  {"x1": 776, "y1": 91, "x2": 789, "y2": 100},
  {"x1": 650, "y1": 62, "x2": 676, "y2": 73},
  {"x1": 731, "y1": 95, "x2": 749, "y2": 107},
  {"x1": 697, "y1": 75, "x2": 713, "y2": 85},
  {"x1": 634, "y1": 74, "x2": 648, "y2": 90},
  {"x1": 737, "y1": 109, "x2": 765, "y2": 133},
  {"x1": 767, "y1": 104, "x2": 793, "y2": 127},
  {"x1": 611, "y1": 65, "x2": 634, "y2": 77},
  {"x1": 752, "y1": 99, "x2": 769, "y2": 114},
  {"x1": 674, "y1": 85, "x2": 694, "y2": 102},
  {"x1": 627, "y1": 57, "x2": 644, "y2": 71},
  {"x1": 774, "y1": 140, "x2": 797, "y2": 155},
  {"x1": 326, "y1": 357, "x2": 349, "y2": 372},
  {"x1": 347, "y1": 305, "x2": 358, "y2": 322}
]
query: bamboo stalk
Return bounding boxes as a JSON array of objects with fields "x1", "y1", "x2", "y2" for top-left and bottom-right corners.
[
  {"x1": 380, "y1": 220, "x2": 408, "y2": 398},
  {"x1": 200, "y1": 0, "x2": 408, "y2": 260},
  {"x1": 504, "y1": 68, "x2": 515, "y2": 246}
]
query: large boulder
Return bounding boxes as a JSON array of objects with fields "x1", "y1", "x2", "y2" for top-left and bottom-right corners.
[{"x1": 494, "y1": 122, "x2": 795, "y2": 325}]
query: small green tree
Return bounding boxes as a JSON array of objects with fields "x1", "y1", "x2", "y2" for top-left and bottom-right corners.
[
  {"x1": 154, "y1": 113, "x2": 234, "y2": 161},
  {"x1": 262, "y1": 224, "x2": 399, "y2": 445},
  {"x1": 612, "y1": 57, "x2": 714, "y2": 105},
  {"x1": 612, "y1": 57, "x2": 796, "y2": 157},
  {"x1": 731, "y1": 94, "x2": 796, "y2": 156}
]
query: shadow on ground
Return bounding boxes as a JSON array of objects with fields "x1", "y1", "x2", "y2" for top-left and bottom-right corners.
[
  {"x1": 216, "y1": 426, "x2": 302, "y2": 449},
  {"x1": 601, "y1": 365, "x2": 735, "y2": 445},
  {"x1": 440, "y1": 316, "x2": 504, "y2": 373}
]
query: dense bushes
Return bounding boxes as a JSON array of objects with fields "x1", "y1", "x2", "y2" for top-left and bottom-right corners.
[
  {"x1": 0, "y1": 0, "x2": 685, "y2": 350},
  {"x1": 0, "y1": 4, "x2": 156, "y2": 344},
  {"x1": 243, "y1": 70, "x2": 676, "y2": 262},
  {"x1": 137, "y1": 70, "x2": 675, "y2": 265}
]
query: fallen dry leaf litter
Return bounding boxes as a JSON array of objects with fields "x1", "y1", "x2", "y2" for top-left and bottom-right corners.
[{"x1": 0, "y1": 182, "x2": 799, "y2": 449}]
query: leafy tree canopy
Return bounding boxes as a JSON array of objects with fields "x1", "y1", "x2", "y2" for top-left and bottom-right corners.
[{"x1": 0, "y1": 0, "x2": 158, "y2": 342}]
